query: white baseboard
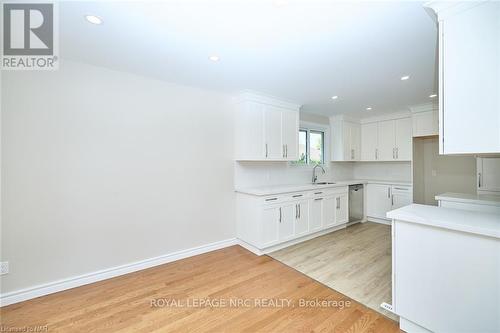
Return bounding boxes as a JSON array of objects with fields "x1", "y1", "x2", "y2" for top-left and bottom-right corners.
[
  {"x1": 0, "y1": 238, "x2": 237, "y2": 307},
  {"x1": 366, "y1": 216, "x2": 392, "y2": 225}
]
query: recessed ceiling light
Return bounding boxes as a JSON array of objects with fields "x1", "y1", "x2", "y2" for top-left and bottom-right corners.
[
  {"x1": 331, "y1": 96, "x2": 338, "y2": 100},
  {"x1": 429, "y1": 94, "x2": 437, "y2": 98},
  {"x1": 209, "y1": 55, "x2": 220, "y2": 62},
  {"x1": 401, "y1": 75, "x2": 410, "y2": 81},
  {"x1": 85, "y1": 15, "x2": 103, "y2": 25},
  {"x1": 366, "y1": 107, "x2": 372, "y2": 111}
]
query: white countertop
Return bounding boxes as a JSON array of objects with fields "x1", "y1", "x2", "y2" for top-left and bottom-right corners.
[
  {"x1": 435, "y1": 192, "x2": 500, "y2": 207},
  {"x1": 387, "y1": 204, "x2": 500, "y2": 239},
  {"x1": 235, "y1": 179, "x2": 412, "y2": 196}
]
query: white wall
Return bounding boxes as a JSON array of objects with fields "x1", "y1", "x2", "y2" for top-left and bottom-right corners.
[
  {"x1": 1, "y1": 60, "x2": 235, "y2": 294},
  {"x1": 413, "y1": 137, "x2": 476, "y2": 205}
]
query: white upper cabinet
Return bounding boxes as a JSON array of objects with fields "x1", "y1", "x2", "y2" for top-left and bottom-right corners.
[
  {"x1": 337, "y1": 114, "x2": 412, "y2": 162},
  {"x1": 235, "y1": 92, "x2": 300, "y2": 161},
  {"x1": 281, "y1": 109, "x2": 299, "y2": 161},
  {"x1": 395, "y1": 117, "x2": 412, "y2": 160},
  {"x1": 411, "y1": 103, "x2": 439, "y2": 137},
  {"x1": 426, "y1": 1, "x2": 500, "y2": 154},
  {"x1": 377, "y1": 120, "x2": 396, "y2": 161},
  {"x1": 361, "y1": 122, "x2": 378, "y2": 161},
  {"x1": 330, "y1": 117, "x2": 361, "y2": 161}
]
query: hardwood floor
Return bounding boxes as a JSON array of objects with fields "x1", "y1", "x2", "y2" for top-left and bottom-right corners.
[
  {"x1": 270, "y1": 222, "x2": 397, "y2": 321},
  {"x1": 1, "y1": 245, "x2": 400, "y2": 332}
]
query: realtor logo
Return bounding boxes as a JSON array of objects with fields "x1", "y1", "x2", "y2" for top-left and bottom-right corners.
[{"x1": 2, "y1": 2, "x2": 58, "y2": 70}]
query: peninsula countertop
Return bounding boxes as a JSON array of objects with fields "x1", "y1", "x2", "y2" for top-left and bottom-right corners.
[
  {"x1": 387, "y1": 204, "x2": 500, "y2": 239},
  {"x1": 435, "y1": 192, "x2": 500, "y2": 207}
]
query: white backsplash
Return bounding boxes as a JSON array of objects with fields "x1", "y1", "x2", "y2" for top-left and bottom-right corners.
[
  {"x1": 235, "y1": 161, "x2": 411, "y2": 188},
  {"x1": 352, "y1": 162, "x2": 412, "y2": 182}
]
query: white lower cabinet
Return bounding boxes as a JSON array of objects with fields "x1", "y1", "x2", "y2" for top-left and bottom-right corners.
[
  {"x1": 310, "y1": 197, "x2": 324, "y2": 232},
  {"x1": 279, "y1": 203, "x2": 296, "y2": 241},
  {"x1": 237, "y1": 187, "x2": 349, "y2": 252},
  {"x1": 261, "y1": 206, "x2": 280, "y2": 246},
  {"x1": 294, "y1": 200, "x2": 309, "y2": 236},
  {"x1": 366, "y1": 183, "x2": 412, "y2": 221}
]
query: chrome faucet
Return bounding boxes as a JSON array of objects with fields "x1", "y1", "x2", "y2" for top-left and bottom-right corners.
[{"x1": 312, "y1": 164, "x2": 326, "y2": 184}]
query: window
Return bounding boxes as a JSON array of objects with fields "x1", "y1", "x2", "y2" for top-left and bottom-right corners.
[{"x1": 296, "y1": 128, "x2": 325, "y2": 165}]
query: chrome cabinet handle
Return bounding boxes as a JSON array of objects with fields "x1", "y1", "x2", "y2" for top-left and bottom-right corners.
[
  {"x1": 336, "y1": 197, "x2": 340, "y2": 209},
  {"x1": 265, "y1": 197, "x2": 277, "y2": 201},
  {"x1": 314, "y1": 192, "x2": 323, "y2": 195},
  {"x1": 265, "y1": 144, "x2": 268, "y2": 158},
  {"x1": 375, "y1": 149, "x2": 378, "y2": 160},
  {"x1": 392, "y1": 194, "x2": 394, "y2": 206},
  {"x1": 292, "y1": 194, "x2": 303, "y2": 198},
  {"x1": 478, "y1": 173, "x2": 482, "y2": 188},
  {"x1": 282, "y1": 145, "x2": 285, "y2": 158},
  {"x1": 295, "y1": 204, "x2": 298, "y2": 219},
  {"x1": 393, "y1": 187, "x2": 408, "y2": 191},
  {"x1": 388, "y1": 187, "x2": 391, "y2": 198},
  {"x1": 315, "y1": 198, "x2": 323, "y2": 201},
  {"x1": 392, "y1": 148, "x2": 395, "y2": 159},
  {"x1": 298, "y1": 204, "x2": 301, "y2": 218},
  {"x1": 285, "y1": 145, "x2": 288, "y2": 158},
  {"x1": 279, "y1": 207, "x2": 282, "y2": 223},
  {"x1": 396, "y1": 147, "x2": 399, "y2": 159}
]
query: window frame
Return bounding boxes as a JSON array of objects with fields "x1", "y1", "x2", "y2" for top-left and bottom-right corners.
[{"x1": 294, "y1": 121, "x2": 329, "y2": 167}]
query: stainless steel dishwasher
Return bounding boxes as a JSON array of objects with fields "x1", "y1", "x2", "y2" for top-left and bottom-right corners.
[{"x1": 349, "y1": 184, "x2": 364, "y2": 222}]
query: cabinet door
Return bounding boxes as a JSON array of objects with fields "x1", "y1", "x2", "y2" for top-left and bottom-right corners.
[
  {"x1": 310, "y1": 198, "x2": 323, "y2": 232},
  {"x1": 350, "y1": 123, "x2": 361, "y2": 160},
  {"x1": 335, "y1": 193, "x2": 349, "y2": 225},
  {"x1": 261, "y1": 206, "x2": 279, "y2": 246},
  {"x1": 395, "y1": 118, "x2": 412, "y2": 160},
  {"x1": 378, "y1": 120, "x2": 396, "y2": 161},
  {"x1": 295, "y1": 200, "x2": 309, "y2": 236},
  {"x1": 366, "y1": 184, "x2": 392, "y2": 219},
  {"x1": 278, "y1": 204, "x2": 295, "y2": 241},
  {"x1": 361, "y1": 122, "x2": 378, "y2": 161},
  {"x1": 478, "y1": 157, "x2": 500, "y2": 192},
  {"x1": 264, "y1": 106, "x2": 283, "y2": 159},
  {"x1": 342, "y1": 122, "x2": 353, "y2": 160},
  {"x1": 412, "y1": 110, "x2": 438, "y2": 137},
  {"x1": 282, "y1": 110, "x2": 298, "y2": 161},
  {"x1": 441, "y1": 2, "x2": 500, "y2": 154},
  {"x1": 323, "y1": 196, "x2": 336, "y2": 227},
  {"x1": 391, "y1": 186, "x2": 412, "y2": 210}
]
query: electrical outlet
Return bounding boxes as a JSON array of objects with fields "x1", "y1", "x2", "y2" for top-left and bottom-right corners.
[{"x1": 0, "y1": 262, "x2": 9, "y2": 275}]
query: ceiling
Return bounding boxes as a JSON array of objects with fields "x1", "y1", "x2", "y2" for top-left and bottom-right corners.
[{"x1": 60, "y1": 0, "x2": 438, "y2": 117}]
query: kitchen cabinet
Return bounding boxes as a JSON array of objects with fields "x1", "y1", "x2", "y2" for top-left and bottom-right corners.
[
  {"x1": 360, "y1": 117, "x2": 412, "y2": 161},
  {"x1": 477, "y1": 157, "x2": 500, "y2": 194},
  {"x1": 236, "y1": 186, "x2": 349, "y2": 253},
  {"x1": 335, "y1": 193, "x2": 348, "y2": 225},
  {"x1": 330, "y1": 117, "x2": 361, "y2": 161},
  {"x1": 294, "y1": 199, "x2": 309, "y2": 236},
  {"x1": 282, "y1": 109, "x2": 299, "y2": 161},
  {"x1": 377, "y1": 120, "x2": 396, "y2": 161},
  {"x1": 394, "y1": 117, "x2": 412, "y2": 160},
  {"x1": 310, "y1": 197, "x2": 323, "y2": 232},
  {"x1": 235, "y1": 92, "x2": 300, "y2": 161},
  {"x1": 323, "y1": 196, "x2": 336, "y2": 227},
  {"x1": 366, "y1": 183, "x2": 412, "y2": 221},
  {"x1": 425, "y1": 1, "x2": 500, "y2": 154},
  {"x1": 278, "y1": 203, "x2": 295, "y2": 241},
  {"x1": 411, "y1": 103, "x2": 438, "y2": 137},
  {"x1": 361, "y1": 122, "x2": 378, "y2": 161},
  {"x1": 261, "y1": 206, "x2": 280, "y2": 246}
]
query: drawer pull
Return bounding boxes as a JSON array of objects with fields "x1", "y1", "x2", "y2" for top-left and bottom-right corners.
[
  {"x1": 314, "y1": 192, "x2": 323, "y2": 195},
  {"x1": 265, "y1": 198, "x2": 278, "y2": 201},
  {"x1": 315, "y1": 198, "x2": 323, "y2": 201},
  {"x1": 393, "y1": 187, "x2": 408, "y2": 191},
  {"x1": 292, "y1": 194, "x2": 303, "y2": 198}
]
